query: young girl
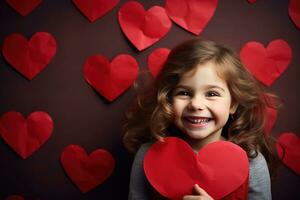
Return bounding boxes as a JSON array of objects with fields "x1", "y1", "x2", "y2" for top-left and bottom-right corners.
[{"x1": 123, "y1": 39, "x2": 278, "y2": 200}]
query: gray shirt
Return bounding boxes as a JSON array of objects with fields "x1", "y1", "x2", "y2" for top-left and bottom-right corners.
[{"x1": 128, "y1": 143, "x2": 272, "y2": 200}]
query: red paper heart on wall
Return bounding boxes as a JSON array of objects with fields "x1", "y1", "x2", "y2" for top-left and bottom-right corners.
[
  {"x1": 144, "y1": 137, "x2": 249, "y2": 199},
  {"x1": 289, "y1": 0, "x2": 300, "y2": 29},
  {"x1": 6, "y1": 0, "x2": 42, "y2": 16},
  {"x1": 118, "y1": 1, "x2": 172, "y2": 51},
  {"x1": 83, "y1": 54, "x2": 139, "y2": 102},
  {"x1": 0, "y1": 111, "x2": 53, "y2": 159},
  {"x1": 61, "y1": 145, "x2": 115, "y2": 193},
  {"x1": 165, "y1": 0, "x2": 218, "y2": 35},
  {"x1": 73, "y1": 0, "x2": 119, "y2": 22},
  {"x1": 147, "y1": 48, "x2": 170, "y2": 78},
  {"x1": 240, "y1": 40, "x2": 292, "y2": 86},
  {"x1": 276, "y1": 132, "x2": 300, "y2": 176},
  {"x1": 2, "y1": 32, "x2": 56, "y2": 80}
]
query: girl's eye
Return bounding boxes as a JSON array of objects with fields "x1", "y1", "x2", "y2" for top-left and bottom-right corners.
[
  {"x1": 206, "y1": 91, "x2": 220, "y2": 97},
  {"x1": 176, "y1": 91, "x2": 191, "y2": 96}
]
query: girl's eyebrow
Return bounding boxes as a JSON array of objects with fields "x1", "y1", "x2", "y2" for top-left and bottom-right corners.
[{"x1": 175, "y1": 84, "x2": 225, "y2": 91}]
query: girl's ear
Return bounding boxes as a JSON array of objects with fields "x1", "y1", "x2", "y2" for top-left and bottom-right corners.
[{"x1": 230, "y1": 103, "x2": 238, "y2": 114}]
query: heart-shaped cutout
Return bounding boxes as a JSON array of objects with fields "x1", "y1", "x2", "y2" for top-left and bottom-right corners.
[
  {"x1": 144, "y1": 137, "x2": 249, "y2": 199},
  {"x1": 276, "y1": 132, "x2": 300, "y2": 176},
  {"x1": 6, "y1": 0, "x2": 42, "y2": 16},
  {"x1": 240, "y1": 39, "x2": 292, "y2": 86},
  {"x1": 83, "y1": 54, "x2": 139, "y2": 102},
  {"x1": 165, "y1": 0, "x2": 218, "y2": 35},
  {"x1": 0, "y1": 111, "x2": 53, "y2": 159},
  {"x1": 147, "y1": 48, "x2": 170, "y2": 78},
  {"x1": 289, "y1": 0, "x2": 300, "y2": 29},
  {"x1": 118, "y1": 1, "x2": 172, "y2": 51},
  {"x1": 2, "y1": 32, "x2": 57, "y2": 80},
  {"x1": 73, "y1": 0, "x2": 119, "y2": 22},
  {"x1": 61, "y1": 145, "x2": 115, "y2": 193}
]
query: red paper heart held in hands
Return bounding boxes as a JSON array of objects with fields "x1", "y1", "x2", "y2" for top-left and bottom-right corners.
[
  {"x1": 289, "y1": 0, "x2": 300, "y2": 29},
  {"x1": 118, "y1": 1, "x2": 172, "y2": 51},
  {"x1": 83, "y1": 54, "x2": 138, "y2": 102},
  {"x1": 0, "y1": 111, "x2": 53, "y2": 159},
  {"x1": 61, "y1": 145, "x2": 115, "y2": 193},
  {"x1": 240, "y1": 40, "x2": 292, "y2": 87},
  {"x1": 165, "y1": 0, "x2": 218, "y2": 35},
  {"x1": 147, "y1": 48, "x2": 170, "y2": 78},
  {"x1": 2, "y1": 32, "x2": 56, "y2": 80},
  {"x1": 276, "y1": 132, "x2": 300, "y2": 176},
  {"x1": 73, "y1": 0, "x2": 119, "y2": 22},
  {"x1": 6, "y1": 0, "x2": 42, "y2": 16},
  {"x1": 144, "y1": 137, "x2": 249, "y2": 199}
]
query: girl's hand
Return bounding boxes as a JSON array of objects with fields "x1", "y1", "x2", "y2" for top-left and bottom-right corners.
[{"x1": 182, "y1": 184, "x2": 214, "y2": 200}]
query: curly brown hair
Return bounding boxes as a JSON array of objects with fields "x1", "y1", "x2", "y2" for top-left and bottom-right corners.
[{"x1": 123, "y1": 39, "x2": 279, "y2": 178}]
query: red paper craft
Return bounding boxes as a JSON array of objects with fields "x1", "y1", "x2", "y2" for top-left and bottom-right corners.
[
  {"x1": 165, "y1": 0, "x2": 218, "y2": 35},
  {"x1": 61, "y1": 145, "x2": 115, "y2": 193},
  {"x1": 240, "y1": 40, "x2": 292, "y2": 86},
  {"x1": 289, "y1": 0, "x2": 300, "y2": 29},
  {"x1": 2, "y1": 32, "x2": 56, "y2": 80},
  {"x1": 147, "y1": 48, "x2": 170, "y2": 78},
  {"x1": 0, "y1": 111, "x2": 53, "y2": 159},
  {"x1": 73, "y1": 0, "x2": 119, "y2": 22},
  {"x1": 144, "y1": 137, "x2": 249, "y2": 199},
  {"x1": 118, "y1": 1, "x2": 172, "y2": 51},
  {"x1": 5, "y1": 195, "x2": 24, "y2": 200},
  {"x1": 6, "y1": 0, "x2": 42, "y2": 16},
  {"x1": 276, "y1": 132, "x2": 300, "y2": 176},
  {"x1": 83, "y1": 54, "x2": 139, "y2": 102}
]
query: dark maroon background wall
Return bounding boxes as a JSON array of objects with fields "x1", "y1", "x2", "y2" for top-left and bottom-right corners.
[{"x1": 0, "y1": 0, "x2": 299, "y2": 199}]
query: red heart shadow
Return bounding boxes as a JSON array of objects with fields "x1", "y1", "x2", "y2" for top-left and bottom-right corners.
[
  {"x1": 147, "y1": 48, "x2": 170, "y2": 78},
  {"x1": 6, "y1": 0, "x2": 42, "y2": 16},
  {"x1": 2, "y1": 32, "x2": 56, "y2": 80},
  {"x1": 144, "y1": 137, "x2": 249, "y2": 199},
  {"x1": 165, "y1": 0, "x2": 218, "y2": 35},
  {"x1": 118, "y1": 1, "x2": 172, "y2": 51},
  {"x1": 61, "y1": 145, "x2": 115, "y2": 193},
  {"x1": 276, "y1": 132, "x2": 300, "y2": 176},
  {"x1": 83, "y1": 54, "x2": 139, "y2": 102},
  {"x1": 0, "y1": 111, "x2": 53, "y2": 159},
  {"x1": 240, "y1": 39, "x2": 292, "y2": 86},
  {"x1": 73, "y1": 0, "x2": 119, "y2": 22}
]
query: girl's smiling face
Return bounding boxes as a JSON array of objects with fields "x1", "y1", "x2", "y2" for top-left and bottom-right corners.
[{"x1": 171, "y1": 61, "x2": 237, "y2": 150}]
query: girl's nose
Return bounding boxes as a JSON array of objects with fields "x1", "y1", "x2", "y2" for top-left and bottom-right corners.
[{"x1": 187, "y1": 97, "x2": 206, "y2": 111}]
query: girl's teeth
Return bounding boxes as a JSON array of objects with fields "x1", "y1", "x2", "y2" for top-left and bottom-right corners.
[{"x1": 187, "y1": 118, "x2": 210, "y2": 123}]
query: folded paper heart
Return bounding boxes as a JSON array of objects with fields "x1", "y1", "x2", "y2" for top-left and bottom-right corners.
[
  {"x1": 165, "y1": 0, "x2": 218, "y2": 35},
  {"x1": 0, "y1": 111, "x2": 53, "y2": 159},
  {"x1": 6, "y1": 0, "x2": 42, "y2": 16},
  {"x1": 73, "y1": 0, "x2": 119, "y2": 22},
  {"x1": 83, "y1": 54, "x2": 138, "y2": 102},
  {"x1": 289, "y1": 0, "x2": 300, "y2": 29},
  {"x1": 276, "y1": 132, "x2": 300, "y2": 176},
  {"x1": 144, "y1": 137, "x2": 249, "y2": 199},
  {"x1": 147, "y1": 48, "x2": 170, "y2": 78},
  {"x1": 118, "y1": 1, "x2": 171, "y2": 51},
  {"x1": 2, "y1": 32, "x2": 56, "y2": 80},
  {"x1": 60, "y1": 145, "x2": 115, "y2": 193},
  {"x1": 240, "y1": 40, "x2": 292, "y2": 86}
]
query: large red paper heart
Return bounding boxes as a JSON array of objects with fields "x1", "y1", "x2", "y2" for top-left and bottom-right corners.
[
  {"x1": 2, "y1": 32, "x2": 56, "y2": 80},
  {"x1": 147, "y1": 48, "x2": 170, "y2": 78},
  {"x1": 165, "y1": 0, "x2": 218, "y2": 35},
  {"x1": 0, "y1": 111, "x2": 53, "y2": 159},
  {"x1": 118, "y1": 1, "x2": 172, "y2": 51},
  {"x1": 61, "y1": 145, "x2": 115, "y2": 193},
  {"x1": 240, "y1": 40, "x2": 292, "y2": 86},
  {"x1": 276, "y1": 132, "x2": 300, "y2": 176},
  {"x1": 73, "y1": 0, "x2": 119, "y2": 22},
  {"x1": 6, "y1": 0, "x2": 42, "y2": 16},
  {"x1": 289, "y1": 0, "x2": 300, "y2": 29},
  {"x1": 144, "y1": 137, "x2": 249, "y2": 199},
  {"x1": 83, "y1": 54, "x2": 138, "y2": 102}
]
